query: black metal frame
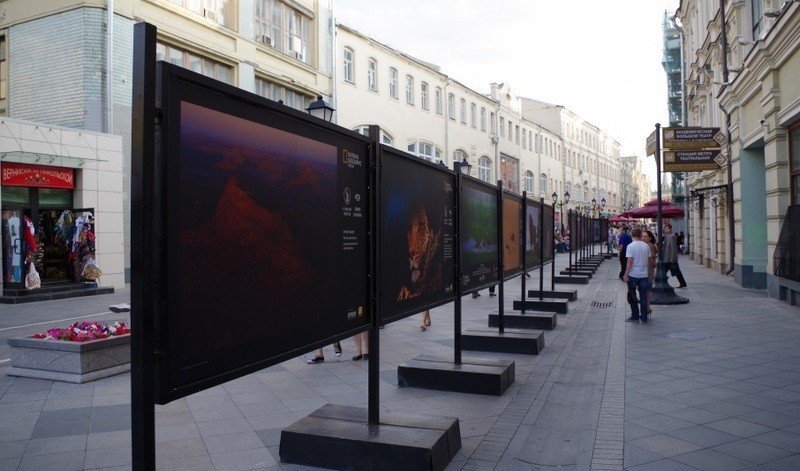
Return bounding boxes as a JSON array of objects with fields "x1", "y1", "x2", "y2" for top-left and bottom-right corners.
[
  {"x1": 377, "y1": 144, "x2": 457, "y2": 325},
  {"x1": 458, "y1": 173, "x2": 501, "y2": 295},
  {"x1": 774, "y1": 204, "x2": 800, "y2": 283}
]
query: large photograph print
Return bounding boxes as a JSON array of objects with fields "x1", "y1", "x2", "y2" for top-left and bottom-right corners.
[
  {"x1": 460, "y1": 178, "x2": 499, "y2": 292},
  {"x1": 524, "y1": 200, "x2": 541, "y2": 267},
  {"x1": 502, "y1": 194, "x2": 522, "y2": 277},
  {"x1": 380, "y1": 151, "x2": 455, "y2": 322},
  {"x1": 168, "y1": 95, "x2": 369, "y2": 397}
]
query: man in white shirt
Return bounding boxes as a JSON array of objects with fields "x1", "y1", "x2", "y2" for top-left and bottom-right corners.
[{"x1": 623, "y1": 228, "x2": 653, "y2": 323}]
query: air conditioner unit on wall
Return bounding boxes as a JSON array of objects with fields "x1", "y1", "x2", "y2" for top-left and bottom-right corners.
[{"x1": 260, "y1": 35, "x2": 274, "y2": 47}]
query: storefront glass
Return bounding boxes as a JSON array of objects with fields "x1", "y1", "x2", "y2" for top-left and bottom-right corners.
[{"x1": 2, "y1": 209, "x2": 23, "y2": 283}]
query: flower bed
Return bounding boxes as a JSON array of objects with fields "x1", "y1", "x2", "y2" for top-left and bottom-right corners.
[{"x1": 7, "y1": 321, "x2": 131, "y2": 383}]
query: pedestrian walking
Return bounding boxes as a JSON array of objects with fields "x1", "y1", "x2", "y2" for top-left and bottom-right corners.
[
  {"x1": 618, "y1": 225, "x2": 632, "y2": 280},
  {"x1": 663, "y1": 224, "x2": 687, "y2": 288},
  {"x1": 420, "y1": 310, "x2": 431, "y2": 331},
  {"x1": 644, "y1": 229, "x2": 658, "y2": 314},
  {"x1": 352, "y1": 331, "x2": 369, "y2": 361},
  {"x1": 306, "y1": 341, "x2": 342, "y2": 364},
  {"x1": 623, "y1": 228, "x2": 652, "y2": 323}
]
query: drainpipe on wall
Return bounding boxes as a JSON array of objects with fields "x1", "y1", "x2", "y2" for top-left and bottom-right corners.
[
  {"x1": 331, "y1": 0, "x2": 338, "y2": 124},
  {"x1": 444, "y1": 77, "x2": 451, "y2": 167},
  {"x1": 718, "y1": 0, "x2": 736, "y2": 275},
  {"x1": 106, "y1": 0, "x2": 114, "y2": 133}
]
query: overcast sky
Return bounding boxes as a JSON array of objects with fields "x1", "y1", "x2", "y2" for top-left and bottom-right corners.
[{"x1": 336, "y1": 0, "x2": 680, "y2": 185}]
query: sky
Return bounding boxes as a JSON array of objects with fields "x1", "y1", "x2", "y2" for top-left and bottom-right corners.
[{"x1": 335, "y1": 0, "x2": 681, "y2": 186}]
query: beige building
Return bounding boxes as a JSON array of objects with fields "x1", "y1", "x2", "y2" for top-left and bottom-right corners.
[
  {"x1": 677, "y1": 0, "x2": 800, "y2": 302},
  {"x1": 0, "y1": 0, "x2": 336, "y2": 283},
  {"x1": 336, "y1": 24, "x2": 636, "y2": 222}
]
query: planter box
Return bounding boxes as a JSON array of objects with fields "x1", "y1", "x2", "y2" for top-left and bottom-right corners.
[{"x1": 6, "y1": 334, "x2": 130, "y2": 383}]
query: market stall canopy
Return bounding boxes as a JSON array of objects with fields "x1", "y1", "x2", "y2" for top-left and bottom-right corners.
[
  {"x1": 623, "y1": 199, "x2": 685, "y2": 218},
  {"x1": 609, "y1": 215, "x2": 637, "y2": 223}
]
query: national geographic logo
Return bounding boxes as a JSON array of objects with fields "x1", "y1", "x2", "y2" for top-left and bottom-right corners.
[{"x1": 342, "y1": 149, "x2": 363, "y2": 168}]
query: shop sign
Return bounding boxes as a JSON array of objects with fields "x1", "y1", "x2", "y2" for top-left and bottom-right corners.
[
  {"x1": 1, "y1": 163, "x2": 75, "y2": 189},
  {"x1": 662, "y1": 127, "x2": 725, "y2": 150},
  {"x1": 663, "y1": 150, "x2": 723, "y2": 172},
  {"x1": 645, "y1": 129, "x2": 657, "y2": 156}
]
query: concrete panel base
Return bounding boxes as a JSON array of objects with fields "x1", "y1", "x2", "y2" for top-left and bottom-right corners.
[{"x1": 397, "y1": 354, "x2": 515, "y2": 396}]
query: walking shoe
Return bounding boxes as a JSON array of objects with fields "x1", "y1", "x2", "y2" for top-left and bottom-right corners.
[
  {"x1": 625, "y1": 317, "x2": 639, "y2": 323},
  {"x1": 641, "y1": 319, "x2": 648, "y2": 324},
  {"x1": 334, "y1": 342, "x2": 342, "y2": 357},
  {"x1": 306, "y1": 356, "x2": 324, "y2": 364},
  {"x1": 678, "y1": 284, "x2": 687, "y2": 288},
  {"x1": 472, "y1": 292, "x2": 481, "y2": 299},
  {"x1": 489, "y1": 292, "x2": 497, "y2": 297}
]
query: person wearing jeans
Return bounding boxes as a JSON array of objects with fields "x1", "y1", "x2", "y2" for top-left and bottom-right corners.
[
  {"x1": 623, "y1": 228, "x2": 652, "y2": 323},
  {"x1": 618, "y1": 226, "x2": 632, "y2": 280}
]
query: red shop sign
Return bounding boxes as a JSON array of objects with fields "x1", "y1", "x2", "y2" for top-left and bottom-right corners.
[{"x1": 1, "y1": 162, "x2": 75, "y2": 189}]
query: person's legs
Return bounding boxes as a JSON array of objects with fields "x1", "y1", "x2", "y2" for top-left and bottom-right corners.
[
  {"x1": 353, "y1": 333, "x2": 363, "y2": 360},
  {"x1": 638, "y1": 277, "x2": 651, "y2": 322},
  {"x1": 672, "y1": 262, "x2": 687, "y2": 287},
  {"x1": 307, "y1": 347, "x2": 325, "y2": 364},
  {"x1": 619, "y1": 256, "x2": 627, "y2": 279},
  {"x1": 627, "y1": 277, "x2": 640, "y2": 320}
]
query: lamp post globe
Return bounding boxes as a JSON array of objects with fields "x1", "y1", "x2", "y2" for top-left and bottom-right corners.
[
  {"x1": 551, "y1": 191, "x2": 558, "y2": 204},
  {"x1": 305, "y1": 95, "x2": 335, "y2": 122},
  {"x1": 564, "y1": 191, "x2": 571, "y2": 204}
]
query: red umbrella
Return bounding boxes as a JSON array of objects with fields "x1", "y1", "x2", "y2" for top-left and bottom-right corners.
[
  {"x1": 609, "y1": 215, "x2": 636, "y2": 223},
  {"x1": 624, "y1": 200, "x2": 684, "y2": 218}
]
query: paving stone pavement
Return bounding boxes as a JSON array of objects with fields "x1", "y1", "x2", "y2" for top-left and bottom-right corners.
[{"x1": 1, "y1": 252, "x2": 799, "y2": 470}]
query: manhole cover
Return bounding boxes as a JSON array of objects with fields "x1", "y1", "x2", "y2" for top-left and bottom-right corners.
[
  {"x1": 668, "y1": 331, "x2": 713, "y2": 341},
  {"x1": 590, "y1": 301, "x2": 614, "y2": 308}
]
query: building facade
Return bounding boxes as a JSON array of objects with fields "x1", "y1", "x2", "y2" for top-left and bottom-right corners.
[
  {"x1": 336, "y1": 24, "x2": 638, "y2": 221},
  {"x1": 0, "y1": 0, "x2": 336, "y2": 281},
  {"x1": 677, "y1": 0, "x2": 800, "y2": 302}
]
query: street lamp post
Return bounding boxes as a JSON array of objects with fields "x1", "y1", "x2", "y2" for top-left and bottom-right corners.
[
  {"x1": 650, "y1": 123, "x2": 688, "y2": 305},
  {"x1": 552, "y1": 191, "x2": 570, "y2": 289},
  {"x1": 305, "y1": 95, "x2": 335, "y2": 122}
]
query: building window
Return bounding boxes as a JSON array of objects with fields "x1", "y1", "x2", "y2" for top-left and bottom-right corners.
[
  {"x1": 524, "y1": 171, "x2": 534, "y2": 192},
  {"x1": 448, "y1": 93, "x2": 455, "y2": 120},
  {"x1": 478, "y1": 156, "x2": 491, "y2": 183},
  {"x1": 459, "y1": 98, "x2": 467, "y2": 124},
  {"x1": 490, "y1": 112, "x2": 496, "y2": 133},
  {"x1": 172, "y1": 0, "x2": 234, "y2": 28},
  {"x1": 253, "y1": 0, "x2": 312, "y2": 64},
  {"x1": 405, "y1": 75, "x2": 415, "y2": 105},
  {"x1": 343, "y1": 47, "x2": 354, "y2": 83},
  {"x1": 508, "y1": 121, "x2": 513, "y2": 141},
  {"x1": 539, "y1": 174, "x2": 547, "y2": 194},
  {"x1": 790, "y1": 121, "x2": 800, "y2": 204},
  {"x1": 480, "y1": 107, "x2": 486, "y2": 131},
  {"x1": 367, "y1": 58, "x2": 377, "y2": 91},
  {"x1": 157, "y1": 42, "x2": 232, "y2": 83},
  {"x1": 0, "y1": 36, "x2": 6, "y2": 100},
  {"x1": 421, "y1": 82, "x2": 429, "y2": 110},
  {"x1": 255, "y1": 77, "x2": 313, "y2": 111},
  {"x1": 354, "y1": 125, "x2": 394, "y2": 146},
  {"x1": 408, "y1": 141, "x2": 442, "y2": 164},
  {"x1": 515, "y1": 125, "x2": 520, "y2": 145},
  {"x1": 435, "y1": 87, "x2": 443, "y2": 115},
  {"x1": 470, "y1": 103, "x2": 477, "y2": 127},
  {"x1": 389, "y1": 68, "x2": 398, "y2": 99},
  {"x1": 500, "y1": 117, "x2": 505, "y2": 137},
  {"x1": 752, "y1": 0, "x2": 763, "y2": 38}
]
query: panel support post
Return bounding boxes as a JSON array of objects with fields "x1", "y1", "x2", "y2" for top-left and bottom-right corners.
[
  {"x1": 131, "y1": 21, "x2": 157, "y2": 471},
  {"x1": 539, "y1": 198, "x2": 545, "y2": 300},
  {"x1": 496, "y1": 181, "x2": 504, "y2": 334},
  {"x1": 520, "y1": 192, "x2": 527, "y2": 313},
  {"x1": 454, "y1": 165, "x2": 463, "y2": 365},
  {"x1": 367, "y1": 125, "x2": 382, "y2": 425}
]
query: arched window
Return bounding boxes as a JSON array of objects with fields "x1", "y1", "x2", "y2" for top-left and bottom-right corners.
[
  {"x1": 421, "y1": 82, "x2": 429, "y2": 110},
  {"x1": 367, "y1": 58, "x2": 377, "y2": 91},
  {"x1": 539, "y1": 173, "x2": 547, "y2": 194},
  {"x1": 408, "y1": 141, "x2": 442, "y2": 164},
  {"x1": 343, "y1": 47, "x2": 354, "y2": 83},
  {"x1": 573, "y1": 184, "x2": 581, "y2": 202},
  {"x1": 435, "y1": 87, "x2": 443, "y2": 115},
  {"x1": 448, "y1": 93, "x2": 456, "y2": 120},
  {"x1": 405, "y1": 75, "x2": 414, "y2": 105},
  {"x1": 524, "y1": 171, "x2": 534, "y2": 192},
  {"x1": 478, "y1": 156, "x2": 491, "y2": 182},
  {"x1": 454, "y1": 149, "x2": 468, "y2": 165},
  {"x1": 389, "y1": 67, "x2": 398, "y2": 99}
]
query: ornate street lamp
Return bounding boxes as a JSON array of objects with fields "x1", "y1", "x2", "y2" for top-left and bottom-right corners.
[
  {"x1": 305, "y1": 95, "x2": 335, "y2": 122},
  {"x1": 454, "y1": 159, "x2": 472, "y2": 175}
]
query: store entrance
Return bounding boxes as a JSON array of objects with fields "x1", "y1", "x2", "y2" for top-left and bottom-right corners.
[{"x1": 1, "y1": 187, "x2": 78, "y2": 287}]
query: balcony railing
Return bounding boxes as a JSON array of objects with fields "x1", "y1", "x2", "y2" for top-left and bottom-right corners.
[{"x1": 774, "y1": 204, "x2": 800, "y2": 283}]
